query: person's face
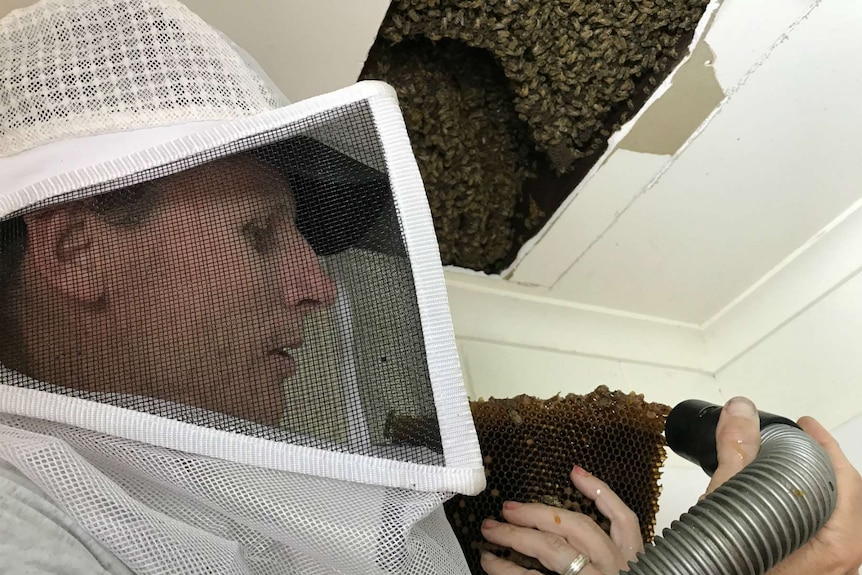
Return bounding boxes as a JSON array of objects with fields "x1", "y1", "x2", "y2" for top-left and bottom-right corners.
[{"x1": 96, "y1": 157, "x2": 337, "y2": 425}]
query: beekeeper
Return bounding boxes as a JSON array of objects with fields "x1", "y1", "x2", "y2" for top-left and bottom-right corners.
[
  {"x1": 1, "y1": 1, "x2": 860, "y2": 575},
  {"x1": 0, "y1": 0, "x2": 488, "y2": 573}
]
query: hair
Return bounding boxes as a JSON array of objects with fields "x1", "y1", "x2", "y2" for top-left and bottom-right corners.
[{"x1": 0, "y1": 181, "x2": 162, "y2": 344}]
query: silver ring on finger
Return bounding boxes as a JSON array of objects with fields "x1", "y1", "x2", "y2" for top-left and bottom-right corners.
[{"x1": 561, "y1": 553, "x2": 591, "y2": 575}]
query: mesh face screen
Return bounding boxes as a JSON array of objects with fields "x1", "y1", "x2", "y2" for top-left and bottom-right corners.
[
  {"x1": 0, "y1": 102, "x2": 444, "y2": 464},
  {"x1": 442, "y1": 386, "x2": 670, "y2": 574}
]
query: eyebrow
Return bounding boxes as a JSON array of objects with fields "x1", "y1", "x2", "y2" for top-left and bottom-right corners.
[
  {"x1": 268, "y1": 190, "x2": 296, "y2": 220},
  {"x1": 241, "y1": 161, "x2": 293, "y2": 211}
]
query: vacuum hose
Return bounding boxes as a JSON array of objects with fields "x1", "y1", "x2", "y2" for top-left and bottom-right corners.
[{"x1": 625, "y1": 400, "x2": 838, "y2": 575}]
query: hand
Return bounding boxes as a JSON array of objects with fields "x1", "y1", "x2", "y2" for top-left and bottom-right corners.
[
  {"x1": 478, "y1": 397, "x2": 862, "y2": 575},
  {"x1": 705, "y1": 397, "x2": 862, "y2": 575},
  {"x1": 768, "y1": 416, "x2": 862, "y2": 574},
  {"x1": 477, "y1": 399, "x2": 763, "y2": 575},
  {"x1": 479, "y1": 465, "x2": 643, "y2": 575}
]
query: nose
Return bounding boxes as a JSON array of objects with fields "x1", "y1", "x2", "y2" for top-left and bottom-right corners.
[{"x1": 279, "y1": 230, "x2": 338, "y2": 311}]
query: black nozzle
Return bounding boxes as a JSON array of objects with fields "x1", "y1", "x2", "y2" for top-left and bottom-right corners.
[{"x1": 665, "y1": 399, "x2": 800, "y2": 476}]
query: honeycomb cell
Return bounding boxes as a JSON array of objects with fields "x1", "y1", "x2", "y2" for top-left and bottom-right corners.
[{"x1": 443, "y1": 385, "x2": 670, "y2": 575}]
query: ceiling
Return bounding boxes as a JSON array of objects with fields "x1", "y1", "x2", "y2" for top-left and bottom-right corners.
[{"x1": 502, "y1": 0, "x2": 862, "y2": 327}]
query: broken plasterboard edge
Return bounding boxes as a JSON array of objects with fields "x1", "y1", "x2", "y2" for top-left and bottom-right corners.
[
  {"x1": 501, "y1": 0, "x2": 723, "y2": 280},
  {"x1": 510, "y1": 0, "x2": 827, "y2": 292},
  {"x1": 617, "y1": 40, "x2": 723, "y2": 156}
]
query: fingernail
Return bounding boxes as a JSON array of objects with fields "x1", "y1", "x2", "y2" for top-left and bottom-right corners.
[
  {"x1": 503, "y1": 501, "x2": 522, "y2": 510},
  {"x1": 725, "y1": 397, "x2": 757, "y2": 418},
  {"x1": 481, "y1": 551, "x2": 498, "y2": 563},
  {"x1": 573, "y1": 465, "x2": 591, "y2": 477},
  {"x1": 482, "y1": 518, "x2": 499, "y2": 530}
]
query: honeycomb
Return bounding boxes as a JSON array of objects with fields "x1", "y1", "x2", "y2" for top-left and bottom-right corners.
[
  {"x1": 444, "y1": 386, "x2": 670, "y2": 574},
  {"x1": 361, "y1": 0, "x2": 710, "y2": 273}
]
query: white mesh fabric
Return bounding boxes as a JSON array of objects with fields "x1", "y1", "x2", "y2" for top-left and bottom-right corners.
[
  {"x1": 0, "y1": 0, "x2": 281, "y2": 157},
  {"x1": 0, "y1": 2, "x2": 484, "y2": 573},
  {"x1": 0, "y1": 413, "x2": 471, "y2": 575}
]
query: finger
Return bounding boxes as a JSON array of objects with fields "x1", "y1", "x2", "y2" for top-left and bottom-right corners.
[
  {"x1": 771, "y1": 417, "x2": 862, "y2": 572},
  {"x1": 496, "y1": 503, "x2": 627, "y2": 574},
  {"x1": 797, "y1": 416, "x2": 852, "y2": 473},
  {"x1": 798, "y1": 416, "x2": 862, "y2": 513},
  {"x1": 481, "y1": 517, "x2": 588, "y2": 574},
  {"x1": 479, "y1": 551, "x2": 603, "y2": 575},
  {"x1": 479, "y1": 551, "x2": 536, "y2": 575},
  {"x1": 570, "y1": 466, "x2": 643, "y2": 562},
  {"x1": 705, "y1": 397, "x2": 761, "y2": 496}
]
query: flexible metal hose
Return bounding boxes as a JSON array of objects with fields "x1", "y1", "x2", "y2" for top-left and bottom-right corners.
[{"x1": 625, "y1": 424, "x2": 838, "y2": 575}]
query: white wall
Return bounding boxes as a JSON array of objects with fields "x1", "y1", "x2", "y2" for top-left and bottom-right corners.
[{"x1": 448, "y1": 169, "x2": 862, "y2": 534}]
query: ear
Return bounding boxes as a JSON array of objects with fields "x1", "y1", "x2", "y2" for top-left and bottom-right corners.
[{"x1": 23, "y1": 206, "x2": 106, "y2": 303}]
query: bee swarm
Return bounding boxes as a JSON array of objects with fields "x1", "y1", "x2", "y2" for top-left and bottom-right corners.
[{"x1": 361, "y1": 0, "x2": 710, "y2": 272}]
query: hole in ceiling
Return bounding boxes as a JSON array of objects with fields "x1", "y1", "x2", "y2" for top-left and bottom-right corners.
[{"x1": 360, "y1": 0, "x2": 712, "y2": 274}]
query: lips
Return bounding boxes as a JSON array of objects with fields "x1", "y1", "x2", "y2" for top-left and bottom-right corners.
[{"x1": 267, "y1": 344, "x2": 300, "y2": 378}]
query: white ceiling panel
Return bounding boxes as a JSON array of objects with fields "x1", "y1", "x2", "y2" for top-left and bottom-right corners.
[
  {"x1": 549, "y1": 0, "x2": 862, "y2": 323},
  {"x1": 705, "y1": 0, "x2": 818, "y2": 90},
  {"x1": 508, "y1": 149, "x2": 670, "y2": 286}
]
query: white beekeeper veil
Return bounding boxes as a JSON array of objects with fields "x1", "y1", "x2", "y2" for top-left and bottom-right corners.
[{"x1": 0, "y1": 0, "x2": 485, "y2": 573}]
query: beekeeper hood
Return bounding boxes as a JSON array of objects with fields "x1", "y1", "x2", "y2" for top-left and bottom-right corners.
[{"x1": 0, "y1": 1, "x2": 485, "y2": 573}]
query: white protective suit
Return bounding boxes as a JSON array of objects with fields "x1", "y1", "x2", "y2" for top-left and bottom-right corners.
[{"x1": 0, "y1": 1, "x2": 486, "y2": 573}]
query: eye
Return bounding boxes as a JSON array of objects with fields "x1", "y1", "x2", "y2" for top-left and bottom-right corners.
[{"x1": 243, "y1": 219, "x2": 278, "y2": 254}]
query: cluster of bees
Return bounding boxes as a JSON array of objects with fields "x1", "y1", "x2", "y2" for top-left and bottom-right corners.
[{"x1": 362, "y1": 0, "x2": 709, "y2": 272}]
